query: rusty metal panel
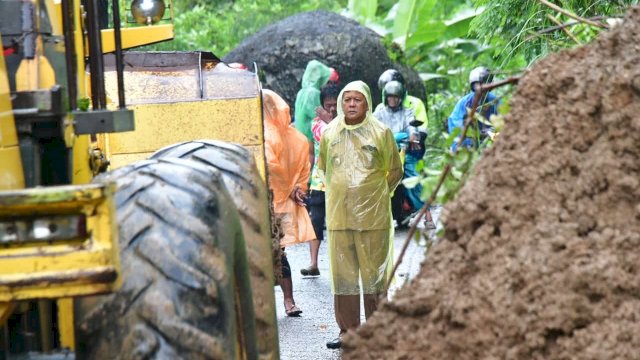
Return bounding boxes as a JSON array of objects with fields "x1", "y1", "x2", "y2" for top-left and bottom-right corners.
[
  {"x1": 202, "y1": 63, "x2": 260, "y2": 100},
  {"x1": 101, "y1": 51, "x2": 265, "y2": 174},
  {"x1": 103, "y1": 51, "x2": 260, "y2": 104}
]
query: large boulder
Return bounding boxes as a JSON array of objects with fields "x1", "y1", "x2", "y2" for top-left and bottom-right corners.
[{"x1": 223, "y1": 10, "x2": 425, "y2": 108}]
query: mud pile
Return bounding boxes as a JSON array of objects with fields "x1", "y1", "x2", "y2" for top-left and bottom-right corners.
[
  {"x1": 344, "y1": 7, "x2": 640, "y2": 360},
  {"x1": 223, "y1": 10, "x2": 424, "y2": 107}
]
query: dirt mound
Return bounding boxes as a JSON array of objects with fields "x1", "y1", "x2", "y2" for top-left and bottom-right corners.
[
  {"x1": 223, "y1": 10, "x2": 424, "y2": 107},
  {"x1": 344, "y1": 7, "x2": 640, "y2": 360}
]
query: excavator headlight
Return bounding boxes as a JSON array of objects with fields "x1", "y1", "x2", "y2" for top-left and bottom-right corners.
[
  {"x1": 0, "y1": 214, "x2": 87, "y2": 244},
  {"x1": 131, "y1": 0, "x2": 166, "y2": 25}
]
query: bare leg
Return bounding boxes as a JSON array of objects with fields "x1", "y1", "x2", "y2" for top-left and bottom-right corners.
[
  {"x1": 280, "y1": 277, "x2": 302, "y2": 316},
  {"x1": 280, "y1": 277, "x2": 294, "y2": 309},
  {"x1": 280, "y1": 252, "x2": 301, "y2": 315},
  {"x1": 308, "y1": 239, "x2": 320, "y2": 269}
]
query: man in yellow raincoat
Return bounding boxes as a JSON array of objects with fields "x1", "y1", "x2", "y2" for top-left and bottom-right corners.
[
  {"x1": 318, "y1": 81, "x2": 403, "y2": 349},
  {"x1": 263, "y1": 89, "x2": 317, "y2": 316}
]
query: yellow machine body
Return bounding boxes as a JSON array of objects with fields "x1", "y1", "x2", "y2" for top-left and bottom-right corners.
[
  {"x1": 0, "y1": 0, "x2": 175, "y2": 353},
  {"x1": 2, "y1": 0, "x2": 269, "y2": 355},
  {"x1": 0, "y1": 183, "x2": 120, "y2": 302},
  {"x1": 1, "y1": 1, "x2": 120, "y2": 339},
  {"x1": 101, "y1": 24, "x2": 174, "y2": 53},
  {"x1": 0, "y1": 50, "x2": 25, "y2": 191},
  {"x1": 100, "y1": 52, "x2": 266, "y2": 175}
]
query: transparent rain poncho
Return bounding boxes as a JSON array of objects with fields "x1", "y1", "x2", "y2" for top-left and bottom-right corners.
[
  {"x1": 263, "y1": 89, "x2": 316, "y2": 247},
  {"x1": 318, "y1": 81, "x2": 403, "y2": 295},
  {"x1": 294, "y1": 60, "x2": 331, "y2": 142}
]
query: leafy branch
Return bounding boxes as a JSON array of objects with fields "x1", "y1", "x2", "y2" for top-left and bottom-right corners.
[
  {"x1": 538, "y1": 0, "x2": 609, "y2": 29},
  {"x1": 387, "y1": 75, "x2": 521, "y2": 290}
]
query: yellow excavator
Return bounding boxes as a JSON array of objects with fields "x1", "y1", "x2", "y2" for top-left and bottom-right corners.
[{"x1": 0, "y1": 0, "x2": 276, "y2": 358}]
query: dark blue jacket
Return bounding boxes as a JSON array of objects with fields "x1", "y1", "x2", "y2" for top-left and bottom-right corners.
[{"x1": 448, "y1": 91, "x2": 498, "y2": 150}]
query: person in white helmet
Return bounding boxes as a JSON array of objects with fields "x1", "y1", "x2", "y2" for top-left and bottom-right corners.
[
  {"x1": 376, "y1": 70, "x2": 435, "y2": 229},
  {"x1": 373, "y1": 80, "x2": 425, "y2": 228},
  {"x1": 375, "y1": 69, "x2": 428, "y2": 128},
  {"x1": 447, "y1": 66, "x2": 499, "y2": 150}
]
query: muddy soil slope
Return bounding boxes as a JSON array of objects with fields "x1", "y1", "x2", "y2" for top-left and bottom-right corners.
[
  {"x1": 344, "y1": 7, "x2": 640, "y2": 360},
  {"x1": 223, "y1": 10, "x2": 424, "y2": 107}
]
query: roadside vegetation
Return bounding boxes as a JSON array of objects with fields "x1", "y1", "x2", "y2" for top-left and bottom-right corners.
[{"x1": 155, "y1": 0, "x2": 635, "y2": 206}]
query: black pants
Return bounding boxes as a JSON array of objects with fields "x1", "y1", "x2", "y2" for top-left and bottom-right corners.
[
  {"x1": 306, "y1": 190, "x2": 326, "y2": 241},
  {"x1": 281, "y1": 252, "x2": 291, "y2": 279},
  {"x1": 391, "y1": 183, "x2": 410, "y2": 223}
]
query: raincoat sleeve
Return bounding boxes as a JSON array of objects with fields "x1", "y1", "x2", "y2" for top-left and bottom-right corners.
[
  {"x1": 406, "y1": 95, "x2": 428, "y2": 129},
  {"x1": 404, "y1": 108, "x2": 418, "y2": 137},
  {"x1": 384, "y1": 128, "x2": 403, "y2": 192},
  {"x1": 265, "y1": 129, "x2": 292, "y2": 206},
  {"x1": 295, "y1": 138, "x2": 311, "y2": 191},
  {"x1": 373, "y1": 106, "x2": 383, "y2": 119},
  {"x1": 448, "y1": 94, "x2": 470, "y2": 133},
  {"x1": 448, "y1": 93, "x2": 477, "y2": 150},
  {"x1": 294, "y1": 89, "x2": 320, "y2": 142},
  {"x1": 318, "y1": 131, "x2": 328, "y2": 173},
  {"x1": 298, "y1": 90, "x2": 321, "y2": 121}
]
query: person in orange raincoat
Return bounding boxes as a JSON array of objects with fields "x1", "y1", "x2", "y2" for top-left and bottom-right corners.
[{"x1": 263, "y1": 89, "x2": 317, "y2": 317}]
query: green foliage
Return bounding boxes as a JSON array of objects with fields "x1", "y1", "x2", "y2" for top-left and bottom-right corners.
[
  {"x1": 348, "y1": 0, "x2": 378, "y2": 22},
  {"x1": 144, "y1": 0, "x2": 636, "y2": 215},
  {"x1": 146, "y1": 0, "x2": 347, "y2": 56},
  {"x1": 351, "y1": 0, "x2": 634, "y2": 215},
  {"x1": 343, "y1": 0, "x2": 490, "y2": 212},
  {"x1": 470, "y1": 0, "x2": 635, "y2": 65},
  {"x1": 381, "y1": 36, "x2": 404, "y2": 63},
  {"x1": 404, "y1": 143, "x2": 480, "y2": 205},
  {"x1": 77, "y1": 98, "x2": 90, "y2": 112},
  {"x1": 391, "y1": 0, "x2": 419, "y2": 46}
]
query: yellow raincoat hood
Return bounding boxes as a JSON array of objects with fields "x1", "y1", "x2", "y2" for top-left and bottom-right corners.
[{"x1": 335, "y1": 80, "x2": 373, "y2": 122}]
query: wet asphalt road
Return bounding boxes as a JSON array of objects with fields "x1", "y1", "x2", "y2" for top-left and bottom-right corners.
[{"x1": 274, "y1": 208, "x2": 440, "y2": 360}]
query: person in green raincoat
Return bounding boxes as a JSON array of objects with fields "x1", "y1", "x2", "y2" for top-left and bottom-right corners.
[
  {"x1": 318, "y1": 80, "x2": 403, "y2": 349},
  {"x1": 295, "y1": 60, "x2": 331, "y2": 165}
]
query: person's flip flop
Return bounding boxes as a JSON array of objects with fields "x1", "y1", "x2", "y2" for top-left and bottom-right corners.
[
  {"x1": 300, "y1": 267, "x2": 320, "y2": 276},
  {"x1": 285, "y1": 304, "x2": 302, "y2": 317}
]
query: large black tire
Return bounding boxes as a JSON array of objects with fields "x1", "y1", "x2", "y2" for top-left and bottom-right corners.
[
  {"x1": 150, "y1": 140, "x2": 278, "y2": 360},
  {"x1": 74, "y1": 158, "x2": 257, "y2": 360}
]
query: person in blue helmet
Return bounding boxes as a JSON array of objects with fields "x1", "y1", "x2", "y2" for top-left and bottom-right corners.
[{"x1": 448, "y1": 66, "x2": 499, "y2": 150}]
